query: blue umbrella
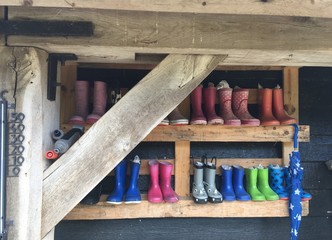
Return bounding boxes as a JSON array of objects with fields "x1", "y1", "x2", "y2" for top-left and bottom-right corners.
[{"x1": 288, "y1": 124, "x2": 302, "y2": 240}]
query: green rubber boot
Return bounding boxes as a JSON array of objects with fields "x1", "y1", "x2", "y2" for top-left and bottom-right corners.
[
  {"x1": 245, "y1": 168, "x2": 265, "y2": 201},
  {"x1": 257, "y1": 166, "x2": 279, "y2": 201}
]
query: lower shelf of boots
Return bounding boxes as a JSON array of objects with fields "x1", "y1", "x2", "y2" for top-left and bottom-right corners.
[{"x1": 64, "y1": 194, "x2": 309, "y2": 220}]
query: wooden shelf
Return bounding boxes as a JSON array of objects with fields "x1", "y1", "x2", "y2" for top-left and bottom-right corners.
[{"x1": 65, "y1": 195, "x2": 309, "y2": 220}]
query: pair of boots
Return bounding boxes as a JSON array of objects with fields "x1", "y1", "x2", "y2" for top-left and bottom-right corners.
[
  {"x1": 190, "y1": 83, "x2": 260, "y2": 126},
  {"x1": 258, "y1": 86, "x2": 296, "y2": 126},
  {"x1": 220, "y1": 165, "x2": 251, "y2": 201},
  {"x1": 192, "y1": 158, "x2": 223, "y2": 204},
  {"x1": 245, "y1": 166, "x2": 279, "y2": 201},
  {"x1": 69, "y1": 80, "x2": 108, "y2": 125},
  {"x1": 106, "y1": 156, "x2": 141, "y2": 204},
  {"x1": 148, "y1": 160, "x2": 179, "y2": 203},
  {"x1": 159, "y1": 107, "x2": 189, "y2": 126}
]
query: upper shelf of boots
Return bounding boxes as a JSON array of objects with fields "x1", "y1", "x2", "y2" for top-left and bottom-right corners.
[{"x1": 62, "y1": 124, "x2": 310, "y2": 142}]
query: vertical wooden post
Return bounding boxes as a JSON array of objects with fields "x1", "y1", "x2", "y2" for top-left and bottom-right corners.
[
  {"x1": 0, "y1": 47, "x2": 59, "y2": 240},
  {"x1": 0, "y1": 7, "x2": 4, "y2": 46},
  {"x1": 174, "y1": 141, "x2": 191, "y2": 197},
  {"x1": 282, "y1": 67, "x2": 299, "y2": 165}
]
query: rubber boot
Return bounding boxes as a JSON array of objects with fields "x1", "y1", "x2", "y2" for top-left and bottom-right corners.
[
  {"x1": 80, "y1": 182, "x2": 102, "y2": 205},
  {"x1": 203, "y1": 161, "x2": 223, "y2": 203},
  {"x1": 245, "y1": 168, "x2": 265, "y2": 201},
  {"x1": 106, "y1": 160, "x2": 127, "y2": 204},
  {"x1": 218, "y1": 88, "x2": 241, "y2": 126},
  {"x1": 203, "y1": 84, "x2": 223, "y2": 125},
  {"x1": 69, "y1": 80, "x2": 89, "y2": 125},
  {"x1": 233, "y1": 165, "x2": 251, "y2": 201},
  {"x1": 257, "y1": 166, "x2": 279, "y2": 201},
  {"x1": 220, "y1": 165, "x2": 236, "y2": 201},
  {"x1": 190, "y1": 85, "x2": 207, "y2": 125},
  {"x1": 232, "y1": 88, "x2": 260, "y2": 126},
  {"x1": 148, "y1": 160, "x2": 163, "y2": 203},
  {"x1": 284, "y1": 166, "x2": 312, "y2": 201},
  {"x1": 258, "y1": 88, "x2": 280, "y2": 126},
  {"x1": 192, "y1": 161, "x2": 208, "y2": 204},
  {"x1": 159, "y1": 162, "x2": 179, "y2": 203},
  {"x1": 168, "y1": 106, "x2": 189, "y2": 125},
  {"x1": 158, "y1": 118, "x2": 169, "y2": 126},
  {"x1": 125, "y1": 155, "x2": 141, "y2": 204},
  {"x1": 86, "y1": 81, "x2": 107, "y2": 124},
  {"x1": 268, "y1": 165, "x2": 288, "y2": 200},
  {"x1": 273, "y1": 88, "x2": 296, "y2": 125}
]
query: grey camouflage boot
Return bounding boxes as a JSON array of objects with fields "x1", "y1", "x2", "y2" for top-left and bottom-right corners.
[
  {"x1": 192, "y1": 161, "x2": 208, "y2": 204},
  {"x1": 203, "y1": 158, "x2": 223, "y2": 203}
]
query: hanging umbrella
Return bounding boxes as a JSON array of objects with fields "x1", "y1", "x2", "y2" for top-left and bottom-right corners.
[{"x1": 288, "y1": 124, "x2": 302, "y2": 240}]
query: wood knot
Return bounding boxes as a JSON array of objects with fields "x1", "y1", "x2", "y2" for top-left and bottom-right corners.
[
  {"x1": 23, "y1": 0, "x2": 33, "y2": 6},
  {"x1": 202, "y1": 1, "x2": 207, "y2": 6}
]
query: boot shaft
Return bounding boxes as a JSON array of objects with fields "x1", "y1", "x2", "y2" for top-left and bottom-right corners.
[
  {"x1": 115, "y1": 160, "x2": 128, "y2": 186},
  {"x1": 194, "y1": 162, "x2": 204, "y2": 185},
  {"x1": 218, "y1": 88, "x2": 233, "y2": 113},
  {"x1": 159, "y1": 161, "x2": 173, "y2": 187},
  {"x1": 74, "y1": 80, "x2": 89, "y2": 118},
  {"x1": 221, "y1": 165, "x2": 233, "y2": 189},
  {"x1": 92, "y1": 81, "x2": 107, "y2": 115},
  {"x1": 128, "y1": 156, "x2": 141, "y2": 188},
  {"x1": 203, "y1": 164, "x2": 217, "y2": 185},
  {"x1": 258, "y1": 88, "x2": 273, "y2": 116},
  {"x1": 148, "y1": 160, "x2": 159, "y2": 185},
  {"x1": 203, "y1": 86, "x2": 217, "y2": 113},
  {"x1": 232, "y1": 89, "x2": 249, "y2": 115}
]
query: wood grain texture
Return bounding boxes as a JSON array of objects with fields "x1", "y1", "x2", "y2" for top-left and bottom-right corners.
[
  {"x1": 3, "y1": 0, "x2": 332, "y2": 18},
  {"x1": 7, "y1": 8, "x2": 332, "y2": 66},
  {"x1": 174, "y1": 141, "x2": 190, "y2": 196},
  {"x1": 41, "y1": 54, "x2": 224, "y2": 237},
  {"x1": 64, "y1": 195, "x2": 309, "y2": 220}
]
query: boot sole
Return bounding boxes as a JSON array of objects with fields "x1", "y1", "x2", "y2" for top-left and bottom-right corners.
[
  {"x1": 193, "y1": 197, "x2": 208, "y2": 204},
  {"x1": 208, "y1": 197, "x2": 223, "y2": 203}
]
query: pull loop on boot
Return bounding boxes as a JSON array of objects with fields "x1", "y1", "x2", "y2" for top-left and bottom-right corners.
[
  {"x1": 257, "y1": 166, "x2": 279, "y2": 201},
  {"x1": 203, "y1": 157, "x2": 223, "y2": 203},
  {"x1": 203, "y1": 84, "x2": 223, "y2": 125},
  {"x1": 69, "y1": 80, "x2": 89, "y2": 125},
  {"x1": 125, "y1": 155, "x2": 141, "y2": 204},
  {"x1": 106, "y1": 160, "x2": 128, "y2": 204},
  {"x1": 86, "y1": 81, "x2": 108, "y2": 124},
  {"x1": 218, "y1": 88, "x2": 241, "y2": 126},
  {"x1": 232, "y1": 88, "x2": 260, "y2": 126},
  {"x1": 272, "y1": 88, "x2": 296, "y2": 125},
  {"x1": 192, "y1": 161, "x2": 208, "y2": 204},
  {"x1": 190, "y1": 85, "x2": 207, "y2": 125},
  {"x1": 232, "y1": 165, "x2": 251, "y2": 201},
  {"x1": 258, "y1": 88, "x2": 280, "y2": 126},
  {"x1": 159, "y1": 162, "x2": 179, "y2": 203},
  {"x1": 220, "y1": 165, "x2": 236, "y2": 201},
  {"x1": 148, "y1": 160, "x2": 163, "y2": 203},
  {"x1": 245, "y1": 167, "x2": 265, "y2": 201}
]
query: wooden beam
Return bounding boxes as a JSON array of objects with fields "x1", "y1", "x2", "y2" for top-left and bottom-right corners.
[
  {"x1": 2, "y1": 0, "x2": 332, "y2": 18},
  {"x1": 7, "y1": 8, "x2": 332, "y2": 66},
  {"x1": 1, "y1": 46, "x2": 58, "y2": 240},
  {"x1": 41, "y1": 54, "x2": 224, "y2": 237},
  {"x1": 174, "y1": 141, "x2": 190, "y2": 196}
]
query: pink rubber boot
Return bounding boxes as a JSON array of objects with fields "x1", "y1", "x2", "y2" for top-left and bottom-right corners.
[
  {"x1": 190, "y1": 85, "x2": 207, "y2": 125},
  {"x1": 168, "y1": 106, "x2": 189, "y2": 125},
  {"x1": 273, "y1": 88, "x2": 296, "y2": 125},
  {"x1": 203, "y1": 84, "x2": 223, "y2": 125},
  {"x1": 159, "y1": 162, "x2": 179, "y2": 203},
  {"x1": 86, "y1": 81, "x2": 107, "y2": 125},
  {"x1": 147, "y1": 160, "x2": 163, "y2": 203},
  {"x1": 232, "y1": 88, "x2": 260, "y2": 126},
  {"x1": 69, "y1": 80, "x2": 89, "y2": 125},
  {"x1": 218, "y1": 88, "x2": 241, "y2": 126}
]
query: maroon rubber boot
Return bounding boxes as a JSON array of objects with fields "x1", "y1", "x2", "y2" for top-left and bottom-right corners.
[
  {"x1": 190, "y1": 85, "x2": 207, "y2": 125},
  {"x1": 273, "y1": 88, "x2": 296, "y2": 125},
  {"x1": 69, "y1": 80, "x2": 89, "y2": 125},
  {"x1": 203, "y1": 84, "x2": 223, "y2": 125},
  {"x1": 168, "y1": 106, "x2": 189, "y2": 125},
  {"x1": 147, "y1": 160, "x2": 163, "y2": 203},
  {"x1": 159, "y1": 162, "x2": 179, "y2": 203},
  {"x1": 218, "y1": 88, "x2": 241, "y2": 126},
  {"x1": 232, "y1": 88, "x2": 260, "y2": 126},
  {"x1": 258, "y1": 88, "x2": 280, "y2": 126},
  {"x1": 86, "y1": 81, "x2": 108, "y2": 125}
]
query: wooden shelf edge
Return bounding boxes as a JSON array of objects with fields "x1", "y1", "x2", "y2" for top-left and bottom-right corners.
[{"x1": 65, "y1": 195, "x2": 309, "y2": 220}]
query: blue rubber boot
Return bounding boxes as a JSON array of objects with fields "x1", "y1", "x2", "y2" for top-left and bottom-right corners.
[
  {"x1": 284, "y1": 166, "x2": 312, "y2": 201},
  {"x1": 124, "y1": 155, "x2": 142, "y2": 204},
  {"x1": 220, "y1": 165, "x2": 236, "y2": 201},
  {"x1": 233, "y1": 165, "x2": 251, "y2": 201},
  {"x1": 106, "y1": 160, "x2": 127, "y2": 204},
  {"x1": 268, "y1": 165, "x2": 288, "y2": 200}
]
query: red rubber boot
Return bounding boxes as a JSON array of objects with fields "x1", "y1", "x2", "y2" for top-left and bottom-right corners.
[
  {"x1": 232, "y1": 88, "x2": 260, "y2": 126},
  {"x1": 86, "y1": 81, "x2": 108, "y2": 125},
  {"x1": 190, "y1": 85, "x2": 207, "y2": 125},
  {"x1": 147, "y1": 160, "x2": 163, "y2": 203},
  {"x1": 273, "y1": 88, "x2": 296, "y2": 125},
  {"x1": 218, "y1": 88, "x2": 241, "y2": 126},
  {"x1": 258, "y1": 88, "x2": 280, "y2": 126},
  {"x1": 159, "y1": 162, "x2": 179, "y2": 203},
  {"x1": 203, "y1": 84, "x2": 223, "y2": 125},
  {"x1": 69, "y1": 80, "x2": 89, "y2": 125}
]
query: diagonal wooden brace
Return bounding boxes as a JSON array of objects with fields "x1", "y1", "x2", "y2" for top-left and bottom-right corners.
[{"x1": 41, "y1": 54, "x2": 226, "y2": 237}]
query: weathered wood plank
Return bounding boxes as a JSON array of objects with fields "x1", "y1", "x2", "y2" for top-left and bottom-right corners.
[
  {"x1": 2, "y1": 0, "x2": 332, "y2": 18},
  {"x1": 7, "y1": 8, "x2": 332, "y2": 66},
  {"x1": 174, "y1": 141, "x2": 190, "y2": 196},
  {"x1": 1, "y1": 46, "x2": 58, "y2": 240},
  {"x1": 64, "y1": 195, "x2": 309, "y2": 220},
  {"x1": 41, "y1": 54, "x2": 224, "y2": 237},
  {"x1": 0, "y1": 7, "x2": 4, "y2": 45}
]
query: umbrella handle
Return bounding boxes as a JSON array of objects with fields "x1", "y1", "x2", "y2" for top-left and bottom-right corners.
[{"x1": 293, "y1": 124, "x2": 299, "y2": 149}]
